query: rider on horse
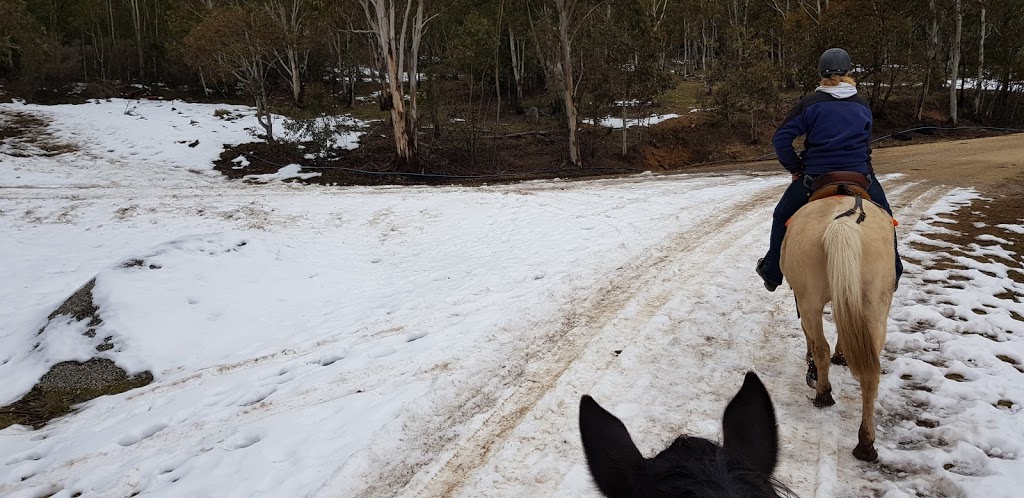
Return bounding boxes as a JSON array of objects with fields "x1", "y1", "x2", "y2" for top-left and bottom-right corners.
[{"x1": 756, "y1": 48, "x2": 903, "y2": 292}]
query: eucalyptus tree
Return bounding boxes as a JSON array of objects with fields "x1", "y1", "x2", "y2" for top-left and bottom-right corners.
[{"x1": 357, "y1": 0, "x2": 438, "y2": 168}]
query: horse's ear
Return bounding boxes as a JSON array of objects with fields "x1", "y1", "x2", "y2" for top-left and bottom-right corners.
[
  {"x1": 722, "y1": 372, "x2": 779, "y2": 476},
  {"x1": 579, "y1": 395, "x2": 643, "y2": 498}
]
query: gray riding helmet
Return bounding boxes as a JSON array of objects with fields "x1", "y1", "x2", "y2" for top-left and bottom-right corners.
[{"x1": 818, "y1": 48, "x2": 851, "y2": 77}]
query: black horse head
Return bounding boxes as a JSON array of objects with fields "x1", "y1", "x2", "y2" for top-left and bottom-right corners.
[{"x1": 579, "y1": 372, "x2": 788, "y2": 498}]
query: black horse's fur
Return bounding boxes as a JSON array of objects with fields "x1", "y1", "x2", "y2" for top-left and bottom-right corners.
[{"x1": 579, "y1": 372, "x2": 791, "y2": 498}]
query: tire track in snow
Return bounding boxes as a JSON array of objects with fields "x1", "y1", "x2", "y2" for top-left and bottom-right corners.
[
  {"x1": 405, "y1": 187, "x2": 783, "y2": 498},
  {"x1": 334, "y1": 177, "x2": 954, "y2": 498},
  {"x1": 332, "y1": 181, "x2": 781, "y2": 498},
  {"x1": 436, "y1": 178, "x2": 953, "y2": 498}
]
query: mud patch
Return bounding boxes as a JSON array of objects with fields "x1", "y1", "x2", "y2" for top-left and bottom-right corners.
[
  {"x1": 0, "y1": 359, "x2": 152, "y2": 429},
  {"x1": 0, "y1": 111, "x2": 79, "y2": 157}
]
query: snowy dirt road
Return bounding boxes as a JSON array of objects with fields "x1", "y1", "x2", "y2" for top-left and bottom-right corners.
[
  {"x1": 1, "y1": 101, "x2": 1022, "y2": 498},
  {"x1": 349, "y1": 136, "x2": 1024, "y2": 498},
  {"x1": 412, "y1": 182, "x2": 951, "y2": 498}
]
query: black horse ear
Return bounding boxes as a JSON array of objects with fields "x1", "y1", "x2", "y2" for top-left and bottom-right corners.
[
  {"x1": 579, "y1": 395, "x2": 644, "y2": 498},
  {"x1": 722, "y1": 372, "x2": 779, "y2": 476}
]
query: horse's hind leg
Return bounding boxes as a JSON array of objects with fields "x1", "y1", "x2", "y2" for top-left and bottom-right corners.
[
  {"x1": 798, "y1": 300, "x2": 834, "y2": 407},
  {"x1": 853, "y1": 316, "x2": 887, "y2": 461},
  {"x1": 831, "y1": 340, "x2": 848, "y2": 366},
  {"x1": 853, "y1": 371, "x2": 880, "y2": 461}
]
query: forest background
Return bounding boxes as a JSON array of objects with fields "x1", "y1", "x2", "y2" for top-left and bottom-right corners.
[{"x1": 2, "y1": 0, "x2": 1021, "y2": 183}]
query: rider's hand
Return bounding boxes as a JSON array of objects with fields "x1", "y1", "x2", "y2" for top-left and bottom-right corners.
[{"x1": 792, "y1": 174, "x2": 801, "y2": 182}]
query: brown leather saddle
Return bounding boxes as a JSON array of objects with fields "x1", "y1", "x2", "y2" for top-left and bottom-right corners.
[{"x1": 808, "y1": 171, "x2": 871, "y2": 202}]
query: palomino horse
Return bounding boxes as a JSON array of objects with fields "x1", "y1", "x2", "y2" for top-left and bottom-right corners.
[
  {"x1": 579, "y1": 372, "x2": 789, "y2": 497},
  {"x1": 780, "y1": 193, "x2": 896, "y2": 461}
]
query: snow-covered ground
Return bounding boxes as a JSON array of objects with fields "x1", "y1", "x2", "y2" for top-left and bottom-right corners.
[
  {"x1": 585, "y1": 113, "x2": 680, "y2": 129},
  {"x1": 1, "y1": 100, "x2": 1021, "y2": 497}
]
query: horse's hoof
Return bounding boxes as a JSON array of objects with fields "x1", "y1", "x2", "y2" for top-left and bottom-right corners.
[
  {"x1": 853, "y1": 443, "x2": 878, "y2": 462},
  {"x1": 831, "y1": 353, "x2": 847, "y2": 366},
  {"x1": 813, "y1": 392, "x2": 835, "y2": 408},
  {"x1": 806, "y1": 371, "x2": 817, "y2": 389}
]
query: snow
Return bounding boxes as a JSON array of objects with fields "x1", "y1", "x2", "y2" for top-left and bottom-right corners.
[
  {"x1": 243, "y1": 164, "x2": 321, "y2": 182},
  {"x1": 950, "y1": 78, "x2": 1024, "y2": 91},
  {"x1": 0, "y1": 99, "x2": 362, "y2": 176},
  {"x1": 585, "y1": 113, "x2": 680, "y2": 129},
  {"x1": 996, "y1": 224, "x2": 1024, "y2": 234},
  {"x1": 1, "y1": 100, "x2": 1023, "y2": 497}
]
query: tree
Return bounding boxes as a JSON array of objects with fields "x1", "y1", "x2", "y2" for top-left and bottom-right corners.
[
  {"x1": 125, "y1": 0, "x2": 144, "y2": 81},
  {"x1": 265, "y1": 0, "x2": 312, "y2": 105},
  {"x1": 322, "y1": 1, "x2": 364, "y2": 107},
  {"x1": 184, "y1": 6, "x2": 281, "y2": 142},
  {"x1": 0, "y1": 1, "x2": 48, "y2": 77},
  {"x1": 554, "y1": 0, "x2": 581, "y2": 166},
  {"x1": 588, "y1": 1, "x2": 672, "y2": 156},
  {"x1": 357, "y1": 0, "x2": 436, "y2": 169},
  {"x1": 917, "y1": 0, "x2": 943, "y2": 121},
  {"x1": 973, "y1": 2, "x2": 987, "y2": 116},
  {"x1": 949, "y1": 0, "x2": 963, "y2": 125}
]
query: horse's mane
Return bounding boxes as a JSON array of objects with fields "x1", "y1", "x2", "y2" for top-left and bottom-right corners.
[{"x1": 635, "y1": 436, "x2": 793, "y2": 498}]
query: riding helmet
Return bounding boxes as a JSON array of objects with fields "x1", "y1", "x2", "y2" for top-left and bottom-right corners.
[{"x1": 818, "y1": 48, "x2": 851, "y2": 77}]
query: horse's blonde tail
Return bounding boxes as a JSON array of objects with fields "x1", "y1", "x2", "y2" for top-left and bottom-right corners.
[{"x1": 823, "y1": 217, "x2": 880, "y2": 381}]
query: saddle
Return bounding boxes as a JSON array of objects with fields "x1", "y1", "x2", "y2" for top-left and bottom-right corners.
[{"x1": 807, "y1": 171, "x2": 870, "y2": 202}]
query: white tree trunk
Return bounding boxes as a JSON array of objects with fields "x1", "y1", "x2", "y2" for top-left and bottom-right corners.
[
  {"x1": 621, "y1": 103, "x2": 628, "y2": 157},
  {"x1": 509, "y1": 26, "x2": 524, "y2": 104},
  {"x1": 360, "y1": 0, "x2": 432, "y2": 167},
  {"x1": 555, "y1": 0, "x2": 581, "y2": 167},
  {"x1": 916, "y1": 0, "x2": 940, "y2": 121},
  {"x1": 949, "y1": 0, "x2": 962, "y2": 126},
  {"x1": 268, "y1": 0, "x2": 306, "y2": 105},
  {"x1": 126, "y1": 0, "x2": 144, "y2": 82},
  {"x1": 494, "y1": 0, "x2": 505, "y2": 123},
  {"x1": 973, "y1": 6, "x2": 986, "y2": 116}
]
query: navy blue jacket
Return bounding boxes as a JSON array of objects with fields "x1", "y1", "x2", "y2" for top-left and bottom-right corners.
[{"x1": 771, "y1": 89, "x2": 873, "y2": 175}]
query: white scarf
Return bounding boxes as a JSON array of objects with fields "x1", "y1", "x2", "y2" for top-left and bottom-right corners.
[{"x1": 815, "y1": 82, "x2": 858, "y2": 99}]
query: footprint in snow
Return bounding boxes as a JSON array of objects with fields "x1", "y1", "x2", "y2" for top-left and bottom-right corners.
[
  {"x1": 238, "y1": 385, "x2": 278, "y2": 406},
  {"x1": 368, "y1": 346, "x2": 397, "y2": 358},
  {"x1": 5, "y1": 450, "x2": 46, "y2": 465},
  {"x1": 406, "y1": 330, "x2": 428, "y2": 342},
  {"x1": 116, "y1": 422, "x2": 168, "y2": 446},
  {"x1": 223, "y1": 432, "x2": 262, "y2": 450},
  {"x1": 319, "y1": 352, "x2": 346, "y2": 366}
]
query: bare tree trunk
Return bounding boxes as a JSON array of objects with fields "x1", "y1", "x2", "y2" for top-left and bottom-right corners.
[
  {"x1": 494, "y1": 0, "x2": 505, "y2": 123},
  {"x1": 255, "y1": 93, "x2": 275, "y2": 142},
  {"x1": 127, "y1": 0, "x2": 145, "y2": 83},
  {"x1": 360, "y1": 0, "x2": 433, "y2": 168},
  {"x1": 973, "y1": 6, "x2": 986, "y2": 116},
  {"x1": 555, "y1": 0, "x2": 581, "y2": 167},
  {"x1": 409, "y1": 0, "x2": 427, "y2": 154},
  {"x1": 621, "y1": 102, "x2": 628, "y2": 157},
  {"x1": 509, "y1": 25, "x2": 524, "y2": 107},
  {"x1": 268, "y1": 0, "x2": 307, "y2": 106},
  {"x1": 949, "y1": 0, "x2": 962, "y2": 126},
  {"x1": 199, "y1": 69, "x2": 210, "y2": 96},
  {"x1": 916, "y1": 0, "x2": 940, "y2": 121},
  {"x1": 701, "y1": 20, "x2": 707, "y2": 72}
]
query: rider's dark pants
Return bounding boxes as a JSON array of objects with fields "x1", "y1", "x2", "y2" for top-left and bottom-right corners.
[{"x1": 760, "y1": 173, "x2": 903, "y2": 286}]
